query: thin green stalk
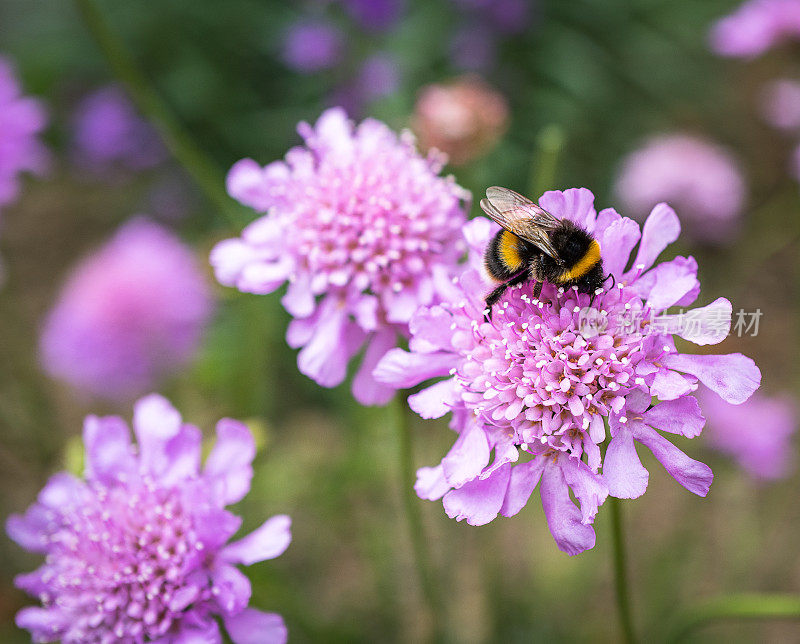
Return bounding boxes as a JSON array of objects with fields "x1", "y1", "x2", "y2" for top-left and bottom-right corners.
[
  {"x1": 529, "y1": 124, "x2": 565, "y2": 197},
  {"x1": 72, "y1": 0, "x2": 244, "y2": 228},
  {"x1": 610, "y1": 497, "x2": 636, "y2": 644},
  {"x1": 394, "y1": 395, "x2": 444, "y2": 642},
  {"x1": 665, "y1": 594, "x2": 800, "y2": 643}
]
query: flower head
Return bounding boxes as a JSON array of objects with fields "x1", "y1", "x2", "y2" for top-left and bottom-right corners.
[
  {"x1": 71, "y1": 86, "x2": 166, "y2": 175},
  {"x1": 412, "y1": 76, "x2": 509, "y2": 166},
  {"x1": 282, "y1": 21, "x2": 344, "y2": 73},
  {"x1": 376, "y1": 188, "x2": 761, "y2": 555},
  {"x1": 211, "y1": 108, "x2": 470, "y2": 404},
  {"x1": 760, "y1": 78, "x2": 800, "y2": 130},
  {"x1": 41, "y1": 218, "x2": 214, "y2": 399},
  {"x1": 7, "y1": 394, "x2": 291, "y2": 644},
  {"x1": 0, "y1": 55, "x2": 47, "y2": 210},
  {"x1": 615, "y1": 134, "x2": 746, "y2": 244},
  {"x1": 701, "y1": 390, "x2": 796, "y2": 480},
  {"x1": 339, "y1": 0, "x2": 405, "y2": 32},
  {"x1": 710, "y1": 0, "x2": 800, "y2": 58}
]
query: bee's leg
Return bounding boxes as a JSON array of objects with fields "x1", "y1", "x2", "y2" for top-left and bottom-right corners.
[
  {"x1": 533, "y1": 280, "x2": 543, "y2": 300},
  {"x1": 484, "y1": 283, "x2": 509, "y2": 320}
]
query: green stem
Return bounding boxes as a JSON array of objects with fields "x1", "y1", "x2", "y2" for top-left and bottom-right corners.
[
  {"x1": 610, "y1": 497, "x2": 636, "y2": 644},
  {"x1": 72, "y1": 0, "x2": 244, "y2": 228},
  {"x1": 394, "y1": 395, "x2": 444, "y2": 642},
  {"x1": 529, "y1": 124, "x2": 565, "y2": 197},
  {"x1": 666, "y1": 594, "x2": 800, "y2": 643}
]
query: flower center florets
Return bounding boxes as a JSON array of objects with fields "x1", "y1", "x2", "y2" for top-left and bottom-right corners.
[
  {"x1": 42, "y1": 480, "x2": 207, "y2": 643},
  {"x1": 454, "y1": 281, "x2": 655, "y2": 454},
  {"x1": 285, "y1": 145, "x2": 464, "y2": 307}
]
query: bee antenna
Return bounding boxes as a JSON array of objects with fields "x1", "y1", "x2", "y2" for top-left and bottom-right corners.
[{"x1": 604, "y1": 273, "x2": 616, "y2": 289}]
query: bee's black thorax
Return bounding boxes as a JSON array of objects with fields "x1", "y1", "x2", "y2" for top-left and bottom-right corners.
[{"x1": 540, "y1": 221, "x2": 605, "y2": 294}]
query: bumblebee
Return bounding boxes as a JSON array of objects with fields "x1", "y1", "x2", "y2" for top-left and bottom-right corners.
[{"x1": 479, "y1": 186, "x2": 608, "y2": 318}]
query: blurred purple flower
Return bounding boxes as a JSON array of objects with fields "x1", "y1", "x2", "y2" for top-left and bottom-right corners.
[
  {"x1": 339, "y1": 0, "x2": 405, "y2": 31},
  {"x1": 449, "y1": 23, "x2": 497, "y2": 71},
  {"x1": 701, "y1": 390, "x2": 796, "y2": 480},
  {"x1": 7, "y1": 394, "x2": 290, "y2": 644},
  {"x1": 710, "y1": 0, "x2": 800, "y2": 58},
  {"x1": 282, "y1": 20, "x2": 344, "y2": 73},
  {"x1": 375, "y1": 189, "x2": 760, "y2": 555},
  {"x1": 760, "y1": 78, "x2": 800, "y2": 129},
  {"x1": 615, "y1": 134, "x2": 746, "y2": 244},
  {"x1": 211, "y1": 108, "x2": 470, "y2": 405},
  {"x1": 452, "y1": 0, "x2": 532, "y2": 35},
  {"x1": 0, "y1": 56, "x2": 47, "y2": 210},
  {"x1": 41, "y1": 218, "x2": 214, "y2": 399},
  {"x1": 72, "y1": 86, "x2": 166, "y2": 174},
  {"x1": 329, "y1": 54, "x2": 401, "y2": 116}
]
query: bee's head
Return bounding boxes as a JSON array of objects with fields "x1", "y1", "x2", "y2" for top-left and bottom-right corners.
[{"x1": 575, "y1": 261, "x2": 607, "y2": 296}]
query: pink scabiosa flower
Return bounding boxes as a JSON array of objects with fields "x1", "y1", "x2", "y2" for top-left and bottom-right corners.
[
  {"x1": 0, "y1": 55, "x2": 47, "y2": 211},
  {"x1": 700, "y1": 390, "x2": 796, "y2": 480},
  {"x1": 375, "y1": 188, "x2": 761, "y2": 555},
  {"x1": 710, "y1": 0, "x2": 800, "y2": 58},
  {"x1": 71, "y1": 86, "x2": 166, "y2": 175},
  {"x1": 615, "y1": 134, "x2": 746, "y2": 244},
  {"x1": 6, "y1": 394, "x2": 291, "y2": 644},
  {"x1": 211, "y1": 108, "x2": 470, "y2": 404},
  {"x1": 412, "y1": 76, "x2": 509, "y2": 166},
  {"x1": 41, "y1": 218, "x2": 214, "y2": 400}
]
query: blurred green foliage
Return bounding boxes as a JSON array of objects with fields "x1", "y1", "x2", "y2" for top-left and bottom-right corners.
[{"x1": 1, "y1": 0, "x2": 799, "y2": 642}]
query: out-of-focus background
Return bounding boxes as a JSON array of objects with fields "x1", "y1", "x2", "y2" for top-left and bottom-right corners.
[{"x1": 1, "y1": 0, "x2": 799, "y2": 641}]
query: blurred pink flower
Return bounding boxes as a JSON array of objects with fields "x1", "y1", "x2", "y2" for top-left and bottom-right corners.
[
  {"x1": 72, "y1": 86, "x2": 166, "y2": 174},
  {"x1": 282, "y1": 20, "x2": 344, "y2": 73},
  {"x1": 211, "y1": 108, "x2": 470, "y2": 404},
  {"x1": 0, "y1": 56, "x2": 47, "y2": 210},
  {"x1": 339, "y1": 0, "x2": 405, "y2": 32},
  {"x1": 412, "y1": 76, "x2": 509, "y2": 165},
  {"x1": 701, "y1": 390, "x2": 796, "y2": 480},
  {"x1": 375, "y1": 189, "x2": 760, "y2": 555},
  {"x1": 328, "y1": 54, "x2": 401, "y2": 116},
  {"x1": 710, "y1": 0, "x2": 800, "y2": 58},
  {"x1": 760, "y1": 78, "x2": 800, "y2": 129},
  {"x1": 41, "y1": 218, "x2": 214, "y2": 399},
  {"x1": 615, "y1": 134, "x2": 746, "y2": 244},
  {"x1": 7, "y1": 394, "x2": 290, "y2": 644}
]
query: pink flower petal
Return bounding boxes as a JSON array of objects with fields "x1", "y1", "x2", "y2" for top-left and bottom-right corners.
[
  {"x1": 442, "y1": 421, "x2": 491, "y2": 488},
  {"x1": 644, "y1": 396, "x2": 705, "y2": 438},
  {"x1": 224, "y1": 609, "x2": 287, "y2": 644},
  {"x1": 132, "y1": 393, "x2": 183, "y2": 476},
  {"x1": 604, "y1": 425, "x2": 649, "y2": 499},
  {"x1": 223, "y1": 515, "x2": 292, "y2": 565},
  {"x1": 204, "y1": 419, "x2": 256, "y2": 505},
  {"x1": 408, "y1": 379, "x2": 458, "y2": 419},
  {"x1": 82, "y1": 414, "x2": 136, "y2": 484},
  {"x1": 596, "y1": 209, "x2": 641, "y2": 277},
  {"x1": 210, "y1": 564, "x2": 252, "y2": 615},
  {"x1": 631, "y1": 202, "x2": 680, "y2": 273},
  {"x1": 415, "y1": 464, "x2": 451, "y2": 501},
  {"x1": 373, "y1": 348, "x2": 458, "y2": 388},
  {"x1": 663, "y1": 352, "x2": 761, "y2": 405},
  {"x1": 442, "y1": 463, "x2": 511, "y2": 526},
  {"x1": 352, "y1": 329, "x2": 397, "y2": 406},
  {"x1": 539, "y1": 188, "x2": 597, "y2": 231},
  {"x1": 539, "y1": 462, "x2": 596, "y2": 555},
  {"x1": 558, "y1": 455, "x2": 608, "y2": 524},
  {"x1": 499, "y1": 459, "x2": 545, "y2": 518},
  {"x1": 633, "y1": 424, "x2": 713, "y2": 496},
  {"x1": 656, "y1": 297, "x2": 732, "y2": 346}
]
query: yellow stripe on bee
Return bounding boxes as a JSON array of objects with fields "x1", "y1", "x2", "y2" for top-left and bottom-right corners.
[
  {"x1": 499, "y1": 230, "x2": 525, "y2": 272},
  {"x1": 558, "y1": 239, "x2": 602, "y2": 283}
]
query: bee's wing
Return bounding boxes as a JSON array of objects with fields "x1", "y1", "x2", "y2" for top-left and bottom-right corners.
[{"x1": 480, "y1": 186, "x2": 562, "y2": 261}]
